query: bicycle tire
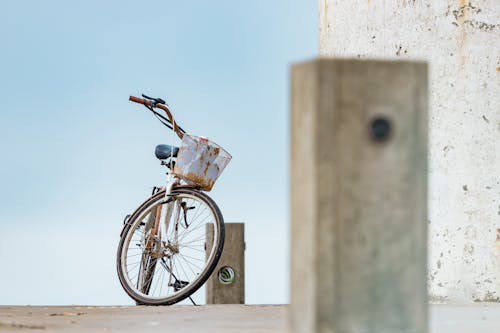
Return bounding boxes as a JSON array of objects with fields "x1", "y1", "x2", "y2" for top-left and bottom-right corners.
[{"x1": 116, "y1": 188, "x2": 225, "y2": 305}]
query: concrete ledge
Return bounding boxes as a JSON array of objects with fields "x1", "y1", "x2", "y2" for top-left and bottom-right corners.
[{"x1": 1, "y1": 304, "x2": 500, "y2": 333}]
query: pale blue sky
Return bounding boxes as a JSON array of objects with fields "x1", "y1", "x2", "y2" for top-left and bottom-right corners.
[{"x1": 0, "y1": 1, "x2": 316, "y2": 305}]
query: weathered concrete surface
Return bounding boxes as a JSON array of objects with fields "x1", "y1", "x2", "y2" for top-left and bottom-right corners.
[
  {"x1": 290, "y1": 59, "x2": 428, "y2": 333},
  {"x1": 318, "y1": 0, "x2": 500, "y2": 304},
  {"x1": 0, "y1": 305, "x2": 284, "y2": 333},
  {"x1": 1, "y1": 304, "x2": 500, "y2": 333},
  {"x1": 206, "y1": 223, "x2": 245, "y2": 304}
]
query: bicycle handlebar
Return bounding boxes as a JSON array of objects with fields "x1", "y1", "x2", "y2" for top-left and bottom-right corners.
[
  {"x1": 129, "y1": 95, "x2": 149, "y2": 105},
  {"x1": 129, "y1": 95, "x2": 185, "y2": 139}
]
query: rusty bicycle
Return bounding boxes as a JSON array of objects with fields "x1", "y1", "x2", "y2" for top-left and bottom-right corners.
[{"x1": 116, "y1": 94, "x2": 231, "y2": 305}]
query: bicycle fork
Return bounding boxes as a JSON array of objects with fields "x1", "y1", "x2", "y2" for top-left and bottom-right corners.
[
  {"x1": 159, "y1": 174, "x2": 182, "y2": 248},
  {"x1": 139, "y1": 175, "x2": 181, "y2": 291},
  {"x1": 156, "y1": 176, "x2": 196, "y2": 304}
]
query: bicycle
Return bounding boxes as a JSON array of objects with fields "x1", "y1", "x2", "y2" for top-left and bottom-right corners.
[{"x1": 116, "y1": 94, "x2": 231, "y2": 305}]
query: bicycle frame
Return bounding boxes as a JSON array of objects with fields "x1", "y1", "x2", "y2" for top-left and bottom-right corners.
[
  {"x1": 146, "y1": 173, "x2": 183, "y2": 248},
  {"x1": 137, "y1": 172, "x2": 182, "y2": 290},
  {"x1": 159, "y1": 173, "x2": 181, "y2": 246}
]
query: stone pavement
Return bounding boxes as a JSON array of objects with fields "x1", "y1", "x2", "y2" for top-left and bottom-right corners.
[{"x1": 0, "y1": 304, "x2": 499, "y2": 333}]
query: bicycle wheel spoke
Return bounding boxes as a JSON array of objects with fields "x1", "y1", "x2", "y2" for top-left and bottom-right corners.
[
  {"x1": 158, "y1": 267, "x2": 166, "y2": 297},
  {"x1": 143, "y1": 261, "x2": 156, "y2": 293},
  {"x1": 178, "y1": 219, "x2": 211, "y2": 242},
  {"x1": 180, "y1": 233, "x2": 206, "y2": 245},
  {"x1": 173, "y1": 256, "x2": 187, "y2": 286},
  {"x1": 126, "y1": 253, "x2": 143, "y2": 258},
  {"x1": 180, "y1": 253, "x2": 205, "y2": 262},
  {"x1": 190, "y1": 206, "x2": 208, "y2": 226},
  {"x1": 179, "y1": 244, "x2": 205, "y2": 252},
  {"x1": 151, "y1": 264, "x2": 162, "y2": 296},
  {"x1": 175, "y1": 253, "x2": 195, "y2": 280},
  {"x1": 177, "y1": 252, "x2": 203, "y2": 272},
  {"x1": 126, "y1": 260, "x2": 141, "y2": 273}
]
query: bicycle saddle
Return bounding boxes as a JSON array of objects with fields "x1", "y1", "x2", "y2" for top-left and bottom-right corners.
[{"x1": 155, "y1": 144, "x2": 179, "y2": 159}]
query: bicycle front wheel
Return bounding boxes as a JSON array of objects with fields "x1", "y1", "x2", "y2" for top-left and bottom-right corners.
[{"x1": 116, "y1": 188, "x2": 224, "y2": 305}]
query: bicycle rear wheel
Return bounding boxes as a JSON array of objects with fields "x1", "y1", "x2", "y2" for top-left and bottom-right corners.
[{"x1": 116, "y1": 188, "x2": 224, "y2": 305}]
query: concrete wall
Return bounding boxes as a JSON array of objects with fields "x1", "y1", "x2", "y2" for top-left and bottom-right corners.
[{"x1": 318, "y1": 0, "x2": 500, "y2": 303}]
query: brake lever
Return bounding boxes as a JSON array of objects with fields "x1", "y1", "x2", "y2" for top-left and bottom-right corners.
[{"x1": 142, "y1": 94, "x2": 166, "y2": 105}]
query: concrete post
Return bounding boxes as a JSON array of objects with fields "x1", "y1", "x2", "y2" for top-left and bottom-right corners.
[
  {"x1": 290, "y1": 59, "x2": 428, "y2": 333},
  {"x1": 206, "y1": 223, "x2": 245, "y2": 304}
]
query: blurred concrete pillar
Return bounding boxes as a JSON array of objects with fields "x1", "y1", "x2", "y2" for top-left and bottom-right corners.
[
  {"x1": 290, "y1": 59, "x2": 428, "y2": 333},
  {"x1": 206, "y1": 223, "x2": 245, "y2": 304}
]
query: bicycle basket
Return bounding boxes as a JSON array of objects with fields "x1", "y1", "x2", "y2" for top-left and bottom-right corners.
[{"x1": 173, "y1": 134, "x2": 232, "y2": 191}]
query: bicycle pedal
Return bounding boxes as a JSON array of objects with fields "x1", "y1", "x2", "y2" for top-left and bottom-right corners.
[{"x1": 170, "y1": 280, "x2": 189, "y2": 291}]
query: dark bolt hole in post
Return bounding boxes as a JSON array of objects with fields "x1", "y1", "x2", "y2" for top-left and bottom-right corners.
[{"x1": 369, "y1": 116, "x2": 392, "y2": 142}]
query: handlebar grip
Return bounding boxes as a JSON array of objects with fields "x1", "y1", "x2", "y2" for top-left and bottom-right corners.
[{"x1": 129, "y1": 95, "x2": 147, "y2": 105}]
